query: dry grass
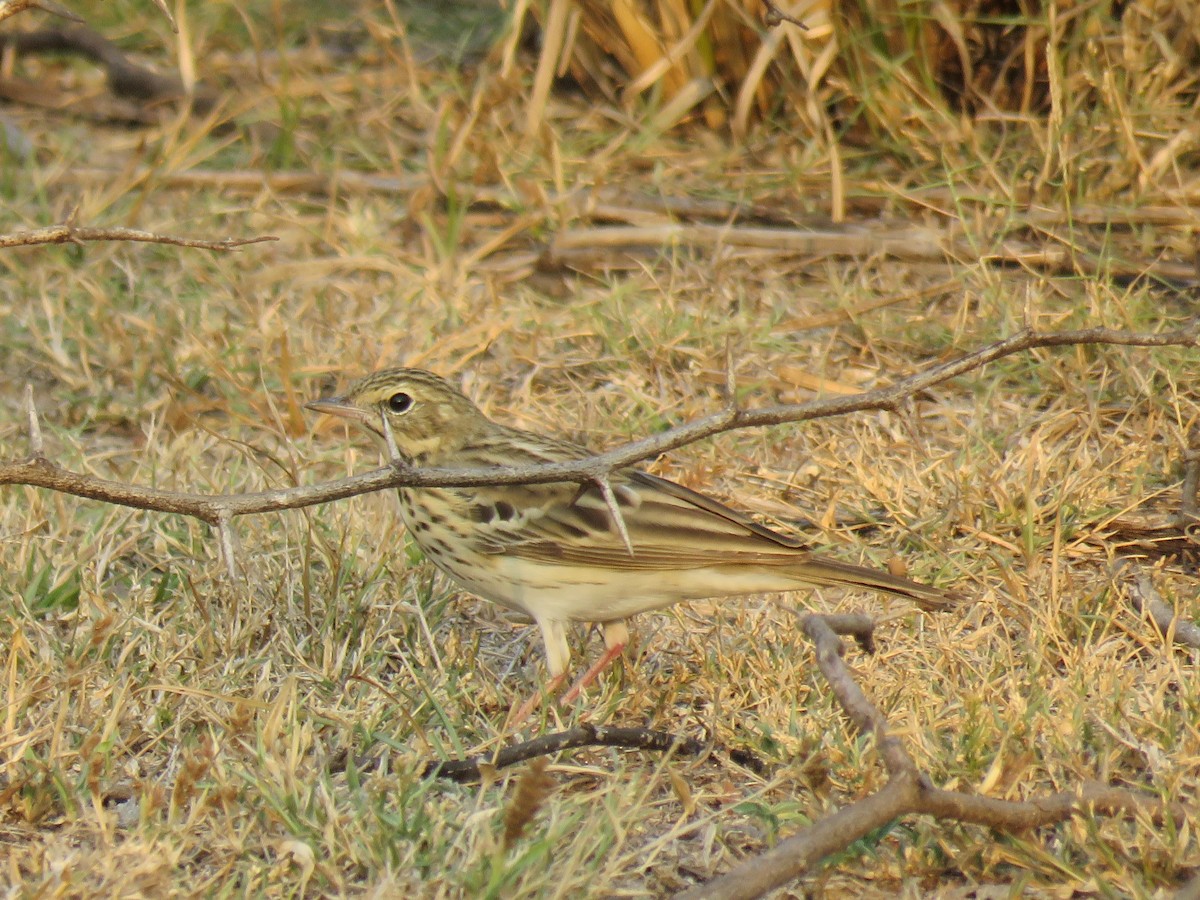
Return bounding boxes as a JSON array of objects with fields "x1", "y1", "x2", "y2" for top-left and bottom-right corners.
[{"x1": 1, "y1": 1, "x2": 1198, "y2": 896}]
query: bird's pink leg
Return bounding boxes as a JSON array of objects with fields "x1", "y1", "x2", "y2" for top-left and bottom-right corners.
[
  {"x1": 505, "y1": 621, "x2": 631, "y2": 727},
  {"x1": 560, "y1": 621, "x2": 629, "y2": 704},
  {"x1": 505, "y1": 617, "x2": 573, "y2": 728}
]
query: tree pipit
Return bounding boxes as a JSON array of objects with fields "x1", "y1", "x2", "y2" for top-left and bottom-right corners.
[{"x1": 308, "y1": 368, "x2": 960, "y2": 721}]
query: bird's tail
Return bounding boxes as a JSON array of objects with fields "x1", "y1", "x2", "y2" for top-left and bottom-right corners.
[{"x1": 785, "y1": 557, "x2": 962, "y2": 612}]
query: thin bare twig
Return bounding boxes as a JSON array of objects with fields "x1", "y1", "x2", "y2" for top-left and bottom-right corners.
[
  {"x1": 1, "y1": 325, "x2": 1194, "y2": 529},
  {"x1": 762, "y1": 0, "x2": 809, "y2": 29},
  {"x1": 594, "y1": 475, "x2": 635, "y2": 557},
  {"x1": 0, "y1": 223, "x2": 277, "y2": 252},
  {"x1": 0, "y1": 0, "x2": 81, "y2": 25},
  {"x1": 800, "y1": 614, "x2": 918, "y2": 780},
  {"x1": 216, "y1": 514, "x2": 238, "y2": 583},
  {"x1": 53, "y1": 167, "x2": 1200, "y2": 228},
  {"x1": 815, "y1": 612, "x2": 876, "y2": 653},
  {"x1": 40, "y1": 167, "x2": 1200, "y2": 285},
  {"x1": 379, "y1": 408, "x2": 403, "y2": 463},
  {"x1": 23, "y1": 385, "x2": 43, "y2": 458}
]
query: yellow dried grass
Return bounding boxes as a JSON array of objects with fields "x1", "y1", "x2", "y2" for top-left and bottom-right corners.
[{"x1": 520, "y1": 0, "x2": 1200, "y2": 147}]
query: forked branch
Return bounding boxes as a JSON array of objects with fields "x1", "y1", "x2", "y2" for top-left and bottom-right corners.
[{"x1": 673, "y1": 614, "x2": 1180, "y2": 900}]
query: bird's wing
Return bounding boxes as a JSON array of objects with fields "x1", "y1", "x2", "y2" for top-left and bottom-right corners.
[{"x1": 468, "y1": 466, "x2": 812, "y2": 571}]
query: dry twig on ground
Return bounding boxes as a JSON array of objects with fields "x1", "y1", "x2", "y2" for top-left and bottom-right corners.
[{"x1": 0, "y1": 222, "x2": 276, "y2": 252}]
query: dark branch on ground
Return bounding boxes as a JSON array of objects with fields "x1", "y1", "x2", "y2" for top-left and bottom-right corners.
[
  {"x1": 323, "y1": 724, "x2": 708, "y2": 783},
  {"x1": 422, "y1": 724, "x2": 705, "y2": 782},
  {"x1": 0, "y1": 24, "x2": 210, "y2": 109}
]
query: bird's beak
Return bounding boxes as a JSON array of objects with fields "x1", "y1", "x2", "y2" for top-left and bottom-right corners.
[{"x1": 305, "y1": 395, "x2": 373, "y2": 426}]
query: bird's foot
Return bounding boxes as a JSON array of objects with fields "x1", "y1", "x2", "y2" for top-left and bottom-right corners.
[
  {"x1": 560, "y1": 640, "x2": 626, "y2": 705},
  {"x1": 503, "y1": 640, "x2": 628, "y2": 729}
]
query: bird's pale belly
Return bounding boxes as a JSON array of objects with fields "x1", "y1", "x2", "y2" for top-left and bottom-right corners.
[{"x1": 425, "y1": 547, "x2": 803, "y2": 625}]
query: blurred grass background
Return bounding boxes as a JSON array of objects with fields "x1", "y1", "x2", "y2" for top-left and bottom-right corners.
[{"x1": 1, "y1": 0, "x2": 1197, "y2": 895}]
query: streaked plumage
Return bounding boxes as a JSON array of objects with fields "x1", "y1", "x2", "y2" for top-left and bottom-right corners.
[{"x1": 308, "y1": 368, "x2": 959, "y2": 677}]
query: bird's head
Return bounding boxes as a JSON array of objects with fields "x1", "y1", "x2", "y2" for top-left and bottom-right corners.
[{"x1": 307, "y1": 368, "x2": 489, "y2": 464}]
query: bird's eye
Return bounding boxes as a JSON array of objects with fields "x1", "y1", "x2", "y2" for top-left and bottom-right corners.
[{"x1": 386, "y1": 392, "x2": 413, "y2": 414}]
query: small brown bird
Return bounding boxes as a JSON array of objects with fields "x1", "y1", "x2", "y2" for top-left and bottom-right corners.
[{"x1": 308, "y1": 368, "x2": 958, "y2": 689}]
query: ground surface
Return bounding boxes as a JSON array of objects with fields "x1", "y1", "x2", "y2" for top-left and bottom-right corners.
[{"x1": 0, "y1": 1, "x2": 1197, "y2": 896}]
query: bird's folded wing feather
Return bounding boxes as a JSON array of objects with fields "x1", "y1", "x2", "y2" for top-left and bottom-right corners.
[{"x1": 471, "y1": 468, "x2": 815, "y2": 571}]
